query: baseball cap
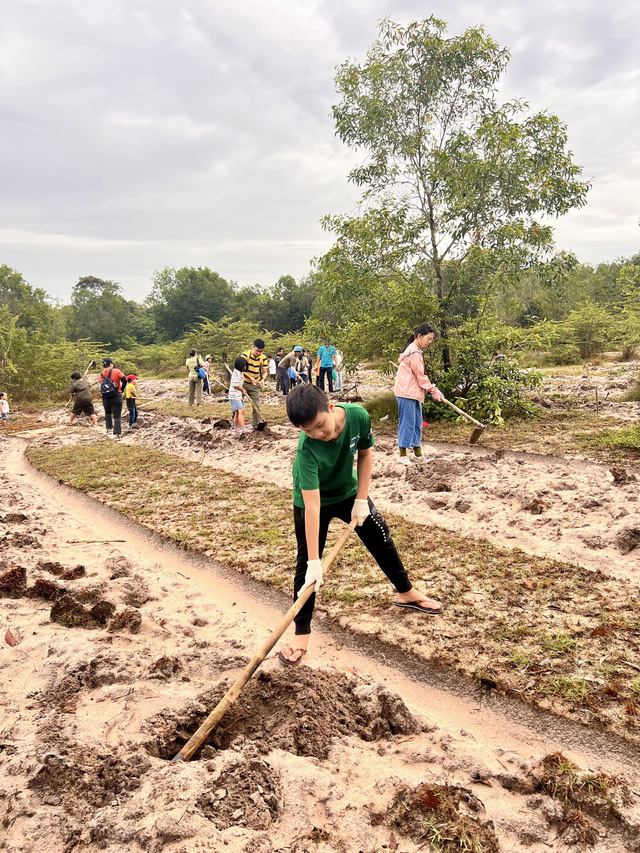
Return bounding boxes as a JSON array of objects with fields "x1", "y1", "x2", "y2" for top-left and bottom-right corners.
[
  {"x1": 127, "y1": 374, "x2": 137, "y2": 381},
  {"x1": 294, "y1": 346, "x2": 303, "y2": 352}
]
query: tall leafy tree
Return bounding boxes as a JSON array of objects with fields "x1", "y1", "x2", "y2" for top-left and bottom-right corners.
[
  {"x1": 147, "y1": 267, "x2": 236, "y2": 341},
  {"x1": 0, "y1": 264, "x2": 64, "y2": 339},
  {"x1": 67, "y1": 275, "x2": 132, "y2": 348},
  {"x1": 318, "y1": 17, "x2": 590, "y2": 368}
]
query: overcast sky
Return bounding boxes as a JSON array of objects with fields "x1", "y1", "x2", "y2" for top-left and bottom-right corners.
[{"x1": 1, "y1": 0, "x2": 639, "y2": 304}]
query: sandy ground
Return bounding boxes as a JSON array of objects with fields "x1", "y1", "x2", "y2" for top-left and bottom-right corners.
[
  {"x1": 2, "y1": 364, "x2": 640, "y2": 851},
  {"x1": 2, "y1": 437, "x2": 640, "y2": 853},
  {"x1": 42, "y1": 369, "x2": 639, "y2": 582}
]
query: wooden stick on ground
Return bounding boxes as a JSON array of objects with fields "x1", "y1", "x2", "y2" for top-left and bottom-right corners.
[{"x1": 172, "y1": 517, "x2": 358, "y2": 762}]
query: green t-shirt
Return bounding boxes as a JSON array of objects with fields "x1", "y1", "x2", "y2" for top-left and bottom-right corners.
[{"x1": 292, "y1": 404, "x2": 375, "y2": 508}]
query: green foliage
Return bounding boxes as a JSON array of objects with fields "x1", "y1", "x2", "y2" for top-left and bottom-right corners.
[
  {"x1": 362, "y1": 393, "x2": 398, "y2": 423},
  {"x1": 243, "y1": 274, "x2": 318, "y2": 333},
  {"x1": 319, "y1": 16, "x2": 590, "y2": 371},
  {"x1": 0, "y1": 310, "x2": 105, "y2": 401},
  {"x1": 578, "y1": 423, "x2": 640, "y2": 452},
  {"x1": 0, "y1": 265, "x2": 65, "y2": 340},
  {"x1": 108, "y1": 341, "x2": 187, "y2": 378},
  {"x1": 192, "y1": 317, "x2": 316, "y2": 371},
  {"x1": 66, "y1": 276, "x2": 134, "y2": 349},
  {"x1": 561, "y1": 301, "x2": 615, "y2": 359},
  {"x1": 147, "y1": 267, "x2": 237, "y2": 341}
]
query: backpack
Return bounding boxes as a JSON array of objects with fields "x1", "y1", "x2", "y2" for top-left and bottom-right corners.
[
  {"x1": 195, "y1": 358, "x2": 206, "y2": 380},
  {"x1": 99, "y1": 368, "x2": 118, "y2": 399}
]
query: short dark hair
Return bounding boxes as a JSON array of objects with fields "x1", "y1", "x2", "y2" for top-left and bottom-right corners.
[
  {"x1": 286, "y1": 383, "x2": 330, "y2": 427},
  {"x1": 277, "y1": 347, "x2": 284, "y2": 354},
  {"x1": 253, "y1": 338, "x2": 265, "y2": 349},
  {"x1": 189, "y1": 349, "x2": 196, "y2": 357},
  {"x1": 71, "y1": 372, "x2": 82, "y2": 380},
  {"x1": 234, "y1": 356, "x2": 249, "y2": 371}
]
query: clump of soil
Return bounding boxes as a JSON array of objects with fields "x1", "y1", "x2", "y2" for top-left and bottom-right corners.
[
  {"x1": 91, "y1": 600, "x2": 116, "y2": 624},
  {"x1": 1, "y1": 531, "x2": 42, "y2": 549},
  {"x1": 149, "y1": 656, "x2": 184, "y2": 679},
  {"x1": 30, "y1": 577, "x2": 63, "y2": 600},
  {"x1": 1, "y1": 512, "x2": 28, "y2": 523},
  {"x1": 0, "y1": 564, "x2": 27, "y2": 596},
  {"x1": 196, "y1": 748, "x2": 281, "y2": 831},
  {"x1": 615, "y1": 526, "x2": 640, "y2": 555},
  {"x1": 50, "y1": 594, "x2": 102, "y2": 629},
  {"x1": 147, "y1": 667, "x2": 419, "y2": 761},
  {"x1": 105, "y1": 555, "x2": 134, "y2": 579},
  {"x1": 372, "y1": 782, "x2": 499, "y2": 851},
  {"x1": 108, "y1": 607, "x2": 142, "y2": 633},
  {"x1": 27, "y1": 748, "x2": 150, "y2": 818},
  {"x1": 60, "y1": 564, "x2": 87, "y2": 580},
  {"x1": 36, "y1": 559, "x2": 65, "y2": 575},
  {"x1": 610, "y1": 466, "x2": 636, "y2": 485},
  {"x1": 120, "y1": 575, "x2": 151, "y2": 607},
  {"x1": 405, "y1": 459, "x2": 462, "y2": 492},
  {"x1": 503, "y1": 751, "x2": 636, "y2": 846}
]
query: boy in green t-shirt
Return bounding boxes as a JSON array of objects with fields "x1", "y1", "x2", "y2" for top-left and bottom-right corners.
[{"x1": 279, "y1": 383, "x2": 442, "y2": 665}]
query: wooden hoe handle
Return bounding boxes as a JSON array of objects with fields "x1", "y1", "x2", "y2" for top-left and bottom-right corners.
[
  {"x1": 172, "y1": 517, "x2": 359, "y2": 761},
  {"x1": 440, "y1": 396, "x2": 486, "y2": 429}
]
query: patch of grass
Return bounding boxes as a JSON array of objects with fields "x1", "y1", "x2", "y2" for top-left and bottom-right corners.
[
  {"x1": 536, "y1": 751, "x2": 631, "y2": 830},
  {"x1": 577, "y1": 423, "x2": 640, "y2": 454},
  {"x1": 362, "y1": 393, "x2": 398, "y2": 423},
  {"x1": 543, "y1": 634, "x2": 578, "y2": 657},
  {"x1": 142, "y1": 399, "x2": 290, "y2": 425},
  {"x1": 26, "y1": 442, "x2": 640, "y2": 743}
]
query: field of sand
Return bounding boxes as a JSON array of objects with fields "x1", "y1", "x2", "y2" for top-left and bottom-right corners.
[{"x1": 1, "y1": 364, "x2": 640, "y2": 852}]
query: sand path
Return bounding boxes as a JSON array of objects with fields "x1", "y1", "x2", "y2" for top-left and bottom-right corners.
[{"x1": 2, "y1": 435, "x2": 640, "y2": 851}]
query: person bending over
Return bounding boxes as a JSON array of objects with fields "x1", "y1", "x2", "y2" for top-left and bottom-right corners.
[{"x1": 278, "y1": 383, "x2": 442, "y2": 666}]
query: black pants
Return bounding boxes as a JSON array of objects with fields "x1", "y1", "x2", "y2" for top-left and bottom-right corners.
[
  {"x1": 102, "y1": 393, "x2": 123, "y2": 435},
  {"x1": 318, "y1": 366, "x2": 333, "y2": 392},
  {"x1": 293, "y1": 495, "x2": 411, "y2": 635},
  {"x1": 277, "y1": 366, "x2": 290, "y2": 396}
]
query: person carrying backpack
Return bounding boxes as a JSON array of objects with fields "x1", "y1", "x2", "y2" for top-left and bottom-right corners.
[
  {"x1": 185, "y1": 349, "x2": 205, "y2": 406},
  {"x1": 99, "y1": 357, "x2": 126, "y2": 439}
]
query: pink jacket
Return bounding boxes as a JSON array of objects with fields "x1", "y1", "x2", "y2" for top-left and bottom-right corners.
[{"x1": 394, "y1": 342, "x2": 438, "y2": 402}]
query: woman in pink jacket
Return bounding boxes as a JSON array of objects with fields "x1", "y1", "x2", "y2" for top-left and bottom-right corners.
[{"x1": 394, "y1": 323, "x2": 444, "y2": 465}]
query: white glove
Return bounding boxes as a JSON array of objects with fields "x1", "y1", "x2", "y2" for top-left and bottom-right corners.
[
  {"x1": 299, "y1": 559, "x2": 323, "y2": 595},
  {"x1": 351, "y1": 499, "x2": 370, "y2": 526},
  {"x1": 430, "y1": 387, "x2": 444, "y2": 402}
]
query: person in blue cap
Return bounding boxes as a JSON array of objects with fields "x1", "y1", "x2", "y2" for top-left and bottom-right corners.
[{"x1": 276, "y1": 346, "x2": 303, "y2": 396}]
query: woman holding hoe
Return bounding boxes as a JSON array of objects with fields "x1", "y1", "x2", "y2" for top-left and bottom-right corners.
[{"x1": 394, "y1": 323, "x2": 444, "y2": 466}]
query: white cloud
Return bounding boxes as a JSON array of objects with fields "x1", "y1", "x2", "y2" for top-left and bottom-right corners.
[{"x1": 0, "y1": 0, "x2": 638, "y2": 302}]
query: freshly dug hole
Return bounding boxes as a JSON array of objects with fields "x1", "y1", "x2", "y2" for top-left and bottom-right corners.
[{"x1": 147, "y1": 666, "x2": 420, "y2": 761}]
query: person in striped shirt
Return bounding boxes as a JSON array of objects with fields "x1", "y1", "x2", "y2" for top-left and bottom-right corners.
[{"x1": 241, "y1": 339, "x2": 269, "y2": 430}]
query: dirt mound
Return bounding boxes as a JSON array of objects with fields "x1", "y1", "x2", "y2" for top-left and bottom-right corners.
[
  {"x1": 50, "y1": 593, "x2": 112, "y2": 628},
  {"x1": 27, "y1": 748, "x2": 150, "y2": 818},
  {"x1": 372, "y1": 782, "x2": 499, "y2": 851},
  {"x1": 405, "y1": 458, "x2": 464, "y2": 492},
  {"x1": 147, "y1": 667, "x2": 420, "y2": 761},
  {"x1": 1, "y1": 531, "x2": 42, "y2": 548},
  {"x1": 196, "y1": 747, "x2": 281, "y2": 831}
]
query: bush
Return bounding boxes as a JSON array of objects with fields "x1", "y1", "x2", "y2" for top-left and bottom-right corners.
[
  {"x1": 562, "y1": 302, "x2": 614, "y2": 360},
  {"x1": 542, "y1": 345, "x2": 582, "y2": 366},
  {"x1": 362, "y1": 393, "x2": 398, "y2": 422}
]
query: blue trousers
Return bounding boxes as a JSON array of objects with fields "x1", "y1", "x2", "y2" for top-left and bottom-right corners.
[{"x1": 396, "y1": 396, "x2": 422, "y2": 448}]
